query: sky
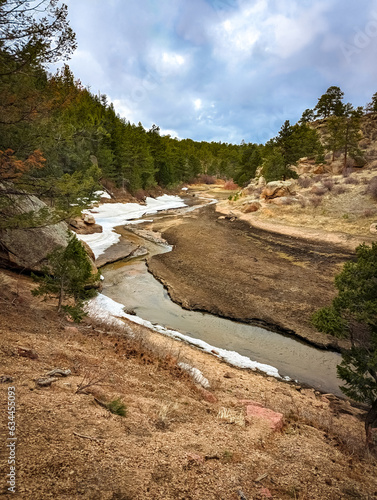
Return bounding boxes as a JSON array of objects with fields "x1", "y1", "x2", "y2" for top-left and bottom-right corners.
[{"x1": 62, "y1": 0, "x2": 377, "y2": 144}]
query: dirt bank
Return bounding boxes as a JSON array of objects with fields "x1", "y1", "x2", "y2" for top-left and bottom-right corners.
[{"x1": 147, "y1": 203, "x2": 354, "y2": 350}]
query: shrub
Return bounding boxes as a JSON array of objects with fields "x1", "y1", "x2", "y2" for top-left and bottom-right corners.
[
  {"x1": 322, "y1": 179, "x2": 334, "y2": 191},
  {"x1": 199, "y1": 174, "x2": 217, "y2": 185},
  {"x1": 364, "y1": 208, "x2": 377, "y2": 218},
  {"x1": 298, "y1": 196, "x2": 307, "y2": 208},
  {"x1": 342, "y1": 167, "x2": 354, "y2": 178},
  {"x1": 311, "y1": 185, "x2": 327, "y2": 196},
  {"x1": 366, "y1": 176, "x2": 377, "y2": 201},
  {"x1": 106, "y1": 398, "x2": 127, "y2": 417},
  {"x1": 309, "y1": 196, "x2": 322, "y2": 208},
  {"x1": 344, "y1": 176, "x2": 360, "y2": 185},
  {"x1": 333, "y1": 185, "x2": 347, "y2": 196},
  {"x1": 223, "y1": 179, "x2": 239, "y2": 190},
  {"x1": 32, "y1": 233, "x2": 99, "y2": 318},
  {"x1": 298, "y1": 177, "x2": 312, "y2": 188}
]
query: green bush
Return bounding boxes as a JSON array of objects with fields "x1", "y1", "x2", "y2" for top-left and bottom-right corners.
[{"x1": 106, "y1": 398, "x2": 127, "y2": 417}]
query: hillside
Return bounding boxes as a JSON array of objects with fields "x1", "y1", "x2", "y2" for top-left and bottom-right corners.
[{"x1": 1, "y1": 268, "x2": 377, "y2": 499}]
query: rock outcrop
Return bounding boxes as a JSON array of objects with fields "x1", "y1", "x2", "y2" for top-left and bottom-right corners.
[
  {"x1": 69, "y1": 215, "x2": 103, "y2": 235},
  {"x1": 261, "y1": 181, "x2": 295, "y2": 200},
  {"x1": 0, "y1": 194, "x2": 70, "y2": 272},
  {"x1": 0, "y1": 193, "x2": 99, "y2": 277}
]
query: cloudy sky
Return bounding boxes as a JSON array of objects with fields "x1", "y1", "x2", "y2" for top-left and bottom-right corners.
[{"x1": 63, "y1": 0, "x2": 377, "y2": 144}]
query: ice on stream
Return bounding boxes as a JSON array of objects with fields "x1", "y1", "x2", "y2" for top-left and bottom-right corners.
[{"x1": 77, "y1": 194, "x2": 186, "y2": 259}]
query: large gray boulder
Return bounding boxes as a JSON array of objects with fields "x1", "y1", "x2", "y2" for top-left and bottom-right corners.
[{"x1": 0, "y1": 194, "x2": 70, "y2": 272}]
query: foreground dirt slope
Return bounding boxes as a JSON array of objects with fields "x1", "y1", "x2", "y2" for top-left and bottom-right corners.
[
  {"x1": 147, "y1": 204, "x2": 354, "y2": 349},
  {"x1": 0, "y1": 270, "x2": 376, "y2": 499}
]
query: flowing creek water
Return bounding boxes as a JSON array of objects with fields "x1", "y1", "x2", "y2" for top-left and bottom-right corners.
[{"x1": 100, "y1": 205, "x2": 343, "y2": 397}]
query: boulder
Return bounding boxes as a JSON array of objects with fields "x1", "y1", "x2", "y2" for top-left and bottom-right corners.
[
  {"x1": 69, "y1": 216, "x2": 103, "y2": 235},
  {"x1": 0, "y1": 194, "x2": 70, "y2": 272},
  {"x1": 269, "y1": 196, "x2": 297, "y2": 206},
  {"x1": 242, "y1": 201, "x2": 261, "y2": 213},
  {"x1": 242, "y1": 181, "x2": 258, "y2": 195},
  {"x1": 83, "y1": 213, "x2": 96, "y2": 224},
  {"x1": 261, "y1": 181, "x2": 295, "y2": 200},
  {"x1": 0, "y1": 193, "x2": 100, "y2": 281},
  {"x1": 370, "y1": 222, "x2": 377, "y2": 234}
]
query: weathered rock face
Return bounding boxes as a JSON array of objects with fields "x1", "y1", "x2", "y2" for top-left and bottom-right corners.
[
  {"x1": 261, "y1": 181, "x2": 295, "y2": 200},
  {"x1": 242, "y1": 201, "x2": 261, "y2": 213},
  {"x1": 69, "y1": 216, "x2": 103, "y2": 235},
  {"x1": 0, "y1": 194, "x2": 71, "y2": 272}
]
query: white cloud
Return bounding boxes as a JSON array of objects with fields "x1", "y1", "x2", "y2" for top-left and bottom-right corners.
[
  {"x1": 193, "y1": 98, "x2": 202, "y2": 110},
  {"x1": 160, "y1": 128, "x2": 181, "y2": 139},
  {"x1": 210, "y1": 0, "x2": 331, "y2": 62}
]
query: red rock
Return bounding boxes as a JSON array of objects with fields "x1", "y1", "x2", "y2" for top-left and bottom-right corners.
[
  {"x1": 238, "y1": 399, "x2": 284, "y2": 432},
  {"x1": 260, "y1": 487, "x2": 273, "y2": 498},
  {"x1": 199, "y1": 388, "x2": 218, "y2": 403}
]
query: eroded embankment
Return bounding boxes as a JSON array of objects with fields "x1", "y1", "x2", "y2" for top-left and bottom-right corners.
[{"x1": 147, "y1": 204, "x2": 354, "y2": 350}]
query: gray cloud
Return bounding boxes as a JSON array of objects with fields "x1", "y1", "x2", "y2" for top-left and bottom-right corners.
[{"x1": 63, "y1": 0, "x2": 377, "y2": 143}]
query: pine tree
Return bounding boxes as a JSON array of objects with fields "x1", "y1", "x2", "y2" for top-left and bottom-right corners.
[
  {"x1": 312, "y1": 243, "x2": 377, "y2": 450},
  {"x1": 32, "y1": 233, "x2": 99, "y2": 320}
]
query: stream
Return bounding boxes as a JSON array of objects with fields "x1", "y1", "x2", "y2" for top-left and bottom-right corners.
[{"x1": 99, "y1": 203, "x2": 343, "y2": 397}]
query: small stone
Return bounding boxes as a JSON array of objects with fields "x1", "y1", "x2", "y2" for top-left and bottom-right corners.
[
  {"x1": 186, "y1": 453, "x2": 204, "y2": 464},
  {"x1": 370, "y1": 222, "x2": 377, "y2": 234},
  {"x1": 64, "y1": 326, "x2": 79, "y2": 334},
  {"x1": 17, "y1": 347, "x2": 38, "y2": 359},
  {"x1": 260, "y1": 487, "x2": 273, "y2": 498},
  {"x1": 199, "y1": 388, "x2": 218, "y2": 403}
]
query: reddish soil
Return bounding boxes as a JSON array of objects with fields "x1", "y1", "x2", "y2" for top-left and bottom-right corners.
[{"x1": 1, "y1": 269, "x2": 376, "y2": 499}]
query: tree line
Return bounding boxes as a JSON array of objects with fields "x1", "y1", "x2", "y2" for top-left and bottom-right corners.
[{"x1": 1, "y1": 1, "x2": 377, "y2": 226}]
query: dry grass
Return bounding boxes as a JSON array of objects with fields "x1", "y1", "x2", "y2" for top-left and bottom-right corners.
[{"x1": 0, "y1": 269, "x2": 377, "y2": 499}]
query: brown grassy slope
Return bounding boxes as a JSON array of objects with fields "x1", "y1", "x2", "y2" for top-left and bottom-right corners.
[{"x1": 0, "y1": 269, "x2": 376, "y2": 499}]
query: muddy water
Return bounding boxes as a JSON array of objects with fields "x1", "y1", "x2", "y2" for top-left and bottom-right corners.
[{"x1": 101, "y1": 226, "x2": 343, "y2": 397}]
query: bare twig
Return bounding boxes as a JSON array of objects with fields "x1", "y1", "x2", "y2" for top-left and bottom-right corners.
[{"x1": 73, "y1": 431, "x2": 103, "y2": 443}]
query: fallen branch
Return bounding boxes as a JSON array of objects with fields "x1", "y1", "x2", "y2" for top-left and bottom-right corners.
[{"x1": 73, "y1": 431, "x2": 103, "y2": 443}]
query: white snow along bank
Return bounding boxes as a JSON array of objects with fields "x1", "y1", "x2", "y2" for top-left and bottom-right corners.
[
  {"x1": 77, "y1": 195, "x2": 186, "y2": 259},
  {"x1": 86, "y1": 293, "x2": 283, "y2": 379}
]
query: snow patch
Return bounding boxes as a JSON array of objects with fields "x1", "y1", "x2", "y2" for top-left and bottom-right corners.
[
  {"x1": 178, "y1": 362, "x2": 210, "y2": 388},
  {"x1": 77, "y1": 195, "x2": 186, "y2": 258}
]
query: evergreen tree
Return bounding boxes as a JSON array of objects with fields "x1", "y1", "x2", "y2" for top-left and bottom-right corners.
[
  {"x1": 32, "y1": 233, "x2": 99, "y2": 319},
  {"x1": 324, "y1": 106, "x2": 363, "y2": 167},
  {"x1": 314, "y1": 86, "x2": 345, "y2": 118},
  {"x1": 366, "y1": 92, "x2": 377, "y2": 113},
  {"x1": 312, "y1": 243, "x2": 377, "y2": 450}
]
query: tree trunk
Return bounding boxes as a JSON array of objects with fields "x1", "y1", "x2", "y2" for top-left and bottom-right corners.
[
  {"x1": 343, "y1": 122, "x2": 349, "y2": 169},
  {"x1": 57, "y1": 280, "x2": 64, "y2": 313},
  {"x1": 365, "y1": 398, "x2": 377, "y2": 454}
]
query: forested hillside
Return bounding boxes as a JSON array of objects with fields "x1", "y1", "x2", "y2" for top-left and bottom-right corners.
[{"x1": 1, "y1": 1, "x2": 377, "y2": 231}]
